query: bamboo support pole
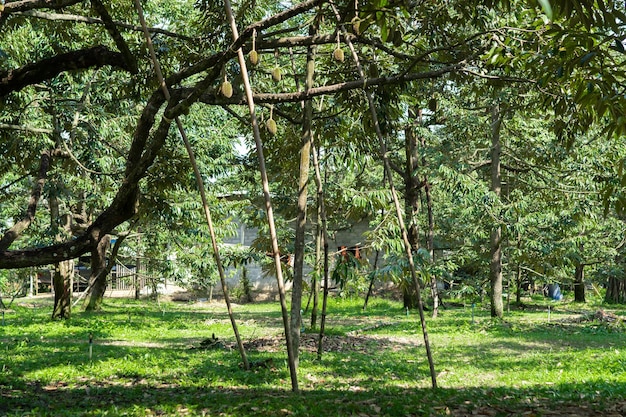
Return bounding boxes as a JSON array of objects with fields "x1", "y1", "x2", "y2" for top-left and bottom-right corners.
[
  {"x1": 223, "y1": 0, "x2": 299, "y2": 392},
  {"x1": 134, "y1": 0, "x2": 249, "y2": 371},
  {"x1": 329, "y1": 1, "x2": 437, "y2": 388}
]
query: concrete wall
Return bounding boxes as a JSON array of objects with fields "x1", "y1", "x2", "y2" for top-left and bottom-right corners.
[{"x1": 218, "y1": 219, "x2": 375, "y2": 300}]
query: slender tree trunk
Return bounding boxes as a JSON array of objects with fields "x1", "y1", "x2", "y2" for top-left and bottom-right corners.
[
  {"x1": 311, "y1": 143, "x2": 330, "y2": 360},
  {"x1": 311, "y1": 200, "x2": 321, "y2": 328},
  {"x1": 490, "y1": 104, "x2": 504, "y2": 319},
  {"x1": 49, "y1": 183, "x2": 73, "y2": 319},
  {"x1": 363, "y1": 249, "x2": 380, "y2": 310},
  {"x1": 135, "y1": 231, "x2": 141, "y2": 300},
  {"x1": 424, "y1": 179, "x2": 438, "y2": 318},
  {"x1": 290, "y1": 26, "x2": 316, "y2": 367},
  {"x1": 515, "y1": 264, "x2": 522, "y2": 304},
  {"x1": 574, "y1": 263, "x2": 586, "y2": 302}
]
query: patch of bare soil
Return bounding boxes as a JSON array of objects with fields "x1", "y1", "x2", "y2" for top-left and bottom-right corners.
[{"x1": 243, "y1": 333, "x2": 419, "y2": 354}]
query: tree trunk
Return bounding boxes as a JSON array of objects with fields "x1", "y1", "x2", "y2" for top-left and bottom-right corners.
[
  {"x1": 515, "y1": 264, "x2": 522, "y2": 304},
  {"x1": 311, "y1": 139, "x2": 330, "y2": 360},
  {"x1": 605, "y1": 276, "x2": 626, "y2": 303},
  {"x1": 290, "y1": 22, "x2": 317, "y2": 368},
  {"x1": 49, "y1": 179, "x2": 74, "y2": 320},
  {"x1": 424, "y1": 180, "x2": 438, "y2": 318},
  {"x1": 135, "y1": 231, "x2": 141, "y2": 300},
  {"x1": 574, "y1": 263, "x2": 586, "y2": 302},
  {"x1": 52, "y1": 259, "x2": 73, "y2": 319},
  {"x1": 84, "y1": 235, "x2": 111, "y2": 311},
  {"x1": 311, "y1": 200, "x2": 321, "y2": 328},
  {"x1": 490, "y1": 104, "x2": 503, "y2": 319},
  {"x1": 403, "y1": 115, "x2": 421, "y2": 309},
  {"x1": 363, "y1": 249, "x2": 380, "y2": 310}
]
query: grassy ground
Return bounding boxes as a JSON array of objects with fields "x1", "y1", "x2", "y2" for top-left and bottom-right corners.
[{"x1": 1, "y1": 294, "x2": 626, "y2": 416}]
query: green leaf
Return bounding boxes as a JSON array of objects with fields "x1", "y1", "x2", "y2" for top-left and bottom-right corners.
[
  {"x1": 614, "y1": 38, "x2": 625, "y2": 54},
  {"x1": 578, "y1": 51, "x2": 597, "y2": 65},
  {"x1": 537, "y1": 0, "x2": 553, "y2": 19}
]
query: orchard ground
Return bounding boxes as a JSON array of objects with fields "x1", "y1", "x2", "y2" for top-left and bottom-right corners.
[{"x1": 1, "y1": 293, "x2": 625, "y2": 416}]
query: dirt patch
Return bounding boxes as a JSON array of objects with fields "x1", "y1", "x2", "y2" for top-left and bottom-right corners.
[{"x1": 243, "y1": 333, "x2": 419, "y2": 354}]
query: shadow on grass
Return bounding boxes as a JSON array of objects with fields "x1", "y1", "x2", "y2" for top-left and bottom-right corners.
[{"x1": 2, "y1": 381, "x2": 626, "y2": 416}]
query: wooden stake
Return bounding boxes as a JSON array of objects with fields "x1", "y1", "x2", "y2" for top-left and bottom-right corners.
[
  {"x1": 223, "y1": 0, "x2": 298, "y2": 392},
  {"x1": 134, "y1": 0, "x2": 248, "y2": 371},
  {"x1": 329, "y1": 1, "x2": 437, "y2": 389}
]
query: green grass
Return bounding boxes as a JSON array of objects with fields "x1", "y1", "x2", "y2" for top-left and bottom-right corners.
[{"x1": 1, "y1": 295, "x2": 626, "y2": 416}]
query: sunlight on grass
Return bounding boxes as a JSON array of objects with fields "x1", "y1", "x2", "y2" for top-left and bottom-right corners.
[{"x1": 1, "y1": 295, "x2": 626, "y2": 416}]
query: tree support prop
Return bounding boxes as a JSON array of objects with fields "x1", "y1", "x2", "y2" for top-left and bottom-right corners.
[
  {"x1": 329, "y1": 0, "x2": 437, "y2": 389},
  {"x1": 223, "y1": 0, "x2": 298, "y2": 392},
  {"x1": 134, "y1": 0, "x2": 248, "y2": 371}
]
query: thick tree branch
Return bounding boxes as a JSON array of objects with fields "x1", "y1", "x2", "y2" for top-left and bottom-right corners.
[
  {"x1": 15, "y1": 10, "x2": 195, "y2": 41},
  {"x1": 0, "y1": 148, "x2": 68, "y2": 251},
  {"x1": 0, "y1": 45, "x2": 132, "y2": 97},
  {"x1": 3, "y1": 0, "x2": 81, "y2": 13},
  {"x1": 91, "y1": 0, "x2": 138, "y2": 74},
  {"x1": 0, "y1": 97, "x2": 184, "y2": 269},
  {"x1": 174, "y1": 64, "x2": 463, "y2": 105},
  {"x1": 0, "y1": 123, "x2": 52, "y2": 134}
]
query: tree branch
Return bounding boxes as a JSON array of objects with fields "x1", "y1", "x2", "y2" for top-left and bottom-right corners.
[
  {"x1": 0, "y1": 123, "x2": 52, "y2": 134},
  {"x1": 3, "y1": 0, "x2": 81, "y2": 13},
  {"x1": 15, "y1": 10, "x2": 195, "y2": 41},
  {"x1": 173, "y1": 64, "x2": 463, "y2": 106},
  {"x1": 0, "y1": 45, "x2": 132, "y2": 97},
  {"x1": 0, "y1": 148, "x2": 68, "y2": 251},
  {"x1": 91, "y1": 0, "x2": 138, "y2": 74}
]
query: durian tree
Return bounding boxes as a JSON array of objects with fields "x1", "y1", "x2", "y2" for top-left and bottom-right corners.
[{"x1": 1, "y1": 0, "x2": 626, "y2": 389}]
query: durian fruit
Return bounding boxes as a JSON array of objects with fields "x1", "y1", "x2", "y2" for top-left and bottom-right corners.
[
  {"x1": 249, "y1": 29, "x2": 260, "y2": 66},
  {"x1": 266, "y1": 106, "x2": 277, "y2": 135},
  {"x1": 428, "y1": 97, "x2": 437, "y2": 112},
  {"x1": 368, "y1": 62, "x2": 379, "y2": 78},
  {"x1": 333, "y1": 48, "x2": 345, "y2": 62},
  {"x1": 249, "y1": 50, "x2": 260, "y2": 66},
  {"x1": 220, "y1": 80, "x2": 233, "y2": 98},
  {"x1": 393, "y1": 30, "x2": 403, "y2": 47},
  {"x1": 271, "y1": 67, "x2": 282, "y2": 82},
  {"x1": 351, "y1": 16, "x2": 361, "y2": 35},
  {"x1": 266, "y1": 118, "x2": 277, "y2": 135}
]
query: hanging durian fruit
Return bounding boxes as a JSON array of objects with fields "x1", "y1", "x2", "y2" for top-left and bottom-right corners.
[
  {"x1": 220, "y1": 74, "x2": 233, "y2": 98},
  {"x1": 249, "y1": 29, "x2": 260, "y2": 66},
  {"x1": 266, "y1": 106, "x2": 277, "y2": 135},
  {"x1": 333, "y1": 33, "x2": 344, "y2": 62}
]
